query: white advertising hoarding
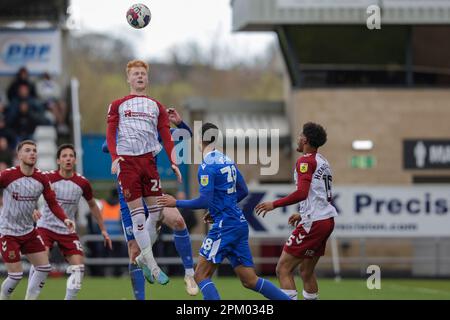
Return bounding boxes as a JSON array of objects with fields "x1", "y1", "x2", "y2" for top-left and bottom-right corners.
[
  {"x1": 245, "y1": 185, "x2": 450, "y2": 237},
  {"x1": 0, "y1": 29, "x2": 61, "y2": 76}
]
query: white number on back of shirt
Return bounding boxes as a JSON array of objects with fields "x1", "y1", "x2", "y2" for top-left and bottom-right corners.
[{"x1": 220, "y1": 165, "x2": 237, "y2": 194}]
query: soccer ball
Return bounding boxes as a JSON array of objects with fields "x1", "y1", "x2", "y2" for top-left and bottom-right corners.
[{"x1": 126, "y1": 3, "x2": 151, "y2": 29}]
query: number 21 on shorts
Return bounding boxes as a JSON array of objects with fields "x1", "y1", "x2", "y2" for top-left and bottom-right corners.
[{"x1": 150, "y1": 179, "x2": 161, "y2": 192}]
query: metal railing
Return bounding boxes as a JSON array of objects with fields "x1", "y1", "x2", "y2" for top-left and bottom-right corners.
[
  {"x1": 80, "y1": 234, "x2": 290, "y2": 266},
  {"x1": 78, "y1": 234, "x2": 450, "y2": 278}
]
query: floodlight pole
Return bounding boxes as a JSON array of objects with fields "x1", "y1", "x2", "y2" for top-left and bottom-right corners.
[{"x1": 71, "y1": 77, "x2": 83, "y2": 175}]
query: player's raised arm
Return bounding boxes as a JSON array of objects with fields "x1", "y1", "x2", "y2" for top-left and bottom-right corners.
[
  {"x1": 273, "y1": 157, "x2": 314, "y2": 208},
  {"x1": 157, "y1": 102, "x2": 175, "y2": 163},
  {"x1": 255, "y1": 157, "x2": 315, "y2": 217},
  {"x1": 156, "y1": 102, "x2": 182, "y2": 183},
  {"x1": 168, "y1": 107, "x2": 193, "y2": 138},
  {"x1": 157, "y1": 166, "x2": 214, "y2": 209}
]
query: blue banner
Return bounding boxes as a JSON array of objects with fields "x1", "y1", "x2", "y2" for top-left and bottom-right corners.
[{"x1": 82, "y1": 134, "x2": 189, "y2": 193}]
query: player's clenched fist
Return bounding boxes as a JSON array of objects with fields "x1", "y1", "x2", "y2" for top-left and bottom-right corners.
[
  {"x1": 255, "y1": 201, "x2": 274, "y2": 217},
  {"x1": 32, "y1": 209, "x2": 42, "y2": 222},
  {"x1": 64, "y1": 219, "x2": 76, "y2": 232},
  {"x1": 167, "y1": 107, "x2": 182, "y2": 125},
  {"x1": 111, "y1": 157, "x2": 125, "y2": 174},
  {"x1": 288, "y1": 213, "x2": 301, "y2": 227},
  {"x1": 203, "y1": 212, "x2": 213, "y2": 224}
]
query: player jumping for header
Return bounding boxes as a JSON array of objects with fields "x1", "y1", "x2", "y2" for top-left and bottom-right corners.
[
  {"x1": 103, "y1": 108, "x2": 198, "y2": 298},
  {"x1": 106, "y1": 60, "x2": 182, "y2": 285}
]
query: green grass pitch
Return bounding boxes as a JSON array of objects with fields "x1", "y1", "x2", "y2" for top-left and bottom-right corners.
[{"x1": 4, "y1": 276, "x2": 450, "y2": 300}]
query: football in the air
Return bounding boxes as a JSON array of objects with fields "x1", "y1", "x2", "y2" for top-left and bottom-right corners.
[{"x1": 126, "y1": 3, "x2": 151, "y2": 29}]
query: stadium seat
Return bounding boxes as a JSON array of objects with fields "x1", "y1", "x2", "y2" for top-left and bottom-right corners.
[
  {"x1": 37, "y1": 156, "x2": 56, "y2": 171},
  {"x1": 36, "y1": 141, "x2": 57, "y2": 156},
  {"x1": 33, "y1": 126, "x2": 57, "y2": 141},
  {"x1": 33, "y1": 126, "x2": 58, "y2": 170}
]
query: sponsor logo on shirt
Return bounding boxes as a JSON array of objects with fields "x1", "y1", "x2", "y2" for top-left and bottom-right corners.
[
  {"x1": 12, "y1": 192, "x2": 39, "y2": 202},
  {"x1": 56, "y1": 197, "x2": 77, "y2": 205},
  {"x1": 123, "y1": 109, "x2": 155, "y2": 119}
]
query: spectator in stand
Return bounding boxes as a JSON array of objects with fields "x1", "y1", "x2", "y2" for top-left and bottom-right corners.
[
  {"x1": 36, "y1": 72, "x2": 69, "y2": 135},
  {"x1": 0, "y1": 162, "x2": 8, "y2": 171},
  {"x1": 0, "y1": 92, "x2": 5, "y2": 114},
  {"x1": 0, "y1": 114, "x2": 16, "y2": 149},
  {"x1": 36, "y1": 72, "x2": 61, "y2": 101},
  {"x1": 16, "y1": 83, "x2": 44, "y2": 113},
  {"x1": 6, "y1": 67, "x2": 37, "y2": 102},
  {"x1": 8, "y1": 101, "x2": 42, "y2": 143},
  {"x1": 5, "y1": 84, "x2": 47, "y2": 124},
  {"x1": 0, "y1": 137, "x2": 14, "y2": 168}
]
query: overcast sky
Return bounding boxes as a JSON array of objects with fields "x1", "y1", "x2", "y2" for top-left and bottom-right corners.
[{"x1": 70, "y1": 0, "x2": 276, "y2": 66}]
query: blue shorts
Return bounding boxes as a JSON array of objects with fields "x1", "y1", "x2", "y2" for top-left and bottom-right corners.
[
  {"x1": 199, "y1": 222, "x2": 254, "y2": 268},
  {"x1": 118, "y1": 186, "x2": 148, "y2": 242}
]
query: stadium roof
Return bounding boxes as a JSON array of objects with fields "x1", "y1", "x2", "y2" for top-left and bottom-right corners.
[
  {"x1": 0, "y1": 0, "x2": 69, "y2": 27},
  {"x1": 184, "y1": 97, "x2": 290, "y2": 139},
  {"x1": 232, "y1": 0, "x2": 450, "y2": 31}
]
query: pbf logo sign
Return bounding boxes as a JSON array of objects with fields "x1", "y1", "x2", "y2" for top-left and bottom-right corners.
[
  {"x1": 2, "y1": 40, "x2": 51, "y2": 63},
  {"x1": 0, "y1": 30, "x2": 62, "y2": 75},
  {"x1": 2, "y1": 39, "x2": 51, "y2": 64}
]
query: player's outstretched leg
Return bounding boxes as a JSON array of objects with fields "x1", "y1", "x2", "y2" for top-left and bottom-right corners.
[
  {"x1": 130, "y1": 205, "x2": 168, "y2": 285},
  {"x1": 194, "y1": 256, "x2": 220, "y2": 300},
  {"x1": 65, "y1": 264, "x2": 85, "y2": 300},
  {"x1": 141, "y1": 203, "x2": 169, "y2": 285},
  {"x1": 0, "y1": 270, "x2": 23, "y2": 300},
  {"x1": 162, "y1": 207, "x2": 198, "y2": 296},
  {"x1": 234, "y1": 265, "x2": 291, "y2": 300}
]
